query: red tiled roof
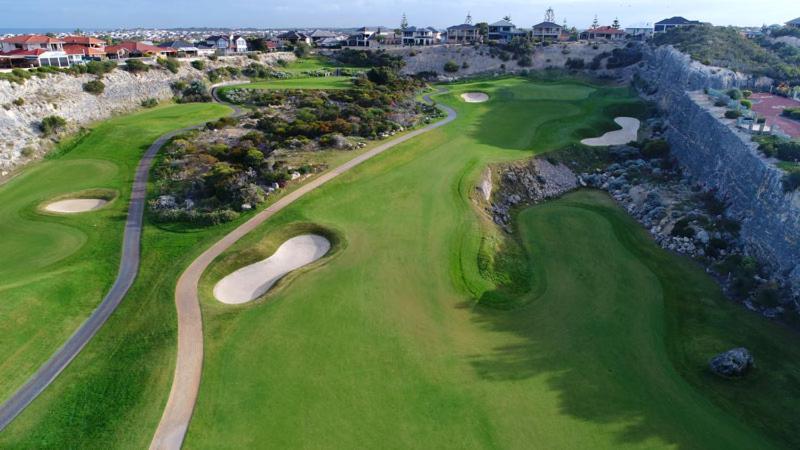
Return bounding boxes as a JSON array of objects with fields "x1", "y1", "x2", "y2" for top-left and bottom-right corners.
[
  {"x1": 0, "y1": 34, "x2": 65, "y2": 44},
  {"x1": 0, "y1": 48, "x2": 48, "y2": 57},
  {"x1": 62, "y1": 35, "x2": 105, "y2": 46},
  {"x1": 63, "y1": 44, "x2": 105, "y2": 56},
  {"x1": 585, "y1": 27, "x2": 626, "y2": 34},
  {"x1": 106, "y1": 41, "x2": 176, "y2": 54}
]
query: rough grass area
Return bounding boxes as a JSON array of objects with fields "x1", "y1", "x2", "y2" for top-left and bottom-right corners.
[
  {"x1": 0, "y1": 103, "x2": 229, "y2": 404},
  {"x1": 228, "y1": 76, "x2": 354, "y2": 91}
]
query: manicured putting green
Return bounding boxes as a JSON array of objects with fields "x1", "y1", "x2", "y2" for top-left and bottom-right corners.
[{"x1": 0, "y1": 102, "x2": 229, "y2": 404}]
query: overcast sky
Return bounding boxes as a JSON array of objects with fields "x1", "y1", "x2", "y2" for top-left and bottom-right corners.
[{"x1": 1, "y1": 0, "x2": 796, "y2": 30}]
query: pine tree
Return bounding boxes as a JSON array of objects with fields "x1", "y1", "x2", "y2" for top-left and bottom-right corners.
[
  {"x1": 592, "y1": 15, "x2": 599, "y2": 29},
  {"x1": 503, "y1": 15, "x2": 512, "y2": 22},
  {"x1": 401, "y1": 13, "x2": 408, "y2": 30},
  {"x1": 612, "y1": 17, "x2": 620, "y2": 29}
]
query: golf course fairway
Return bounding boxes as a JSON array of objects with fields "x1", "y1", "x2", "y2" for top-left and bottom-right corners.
[
  {"x1": 184, "y1": 78, "x2": 800, "y2": 449},
  {"x1": 0, "y1": 103, "x2": 228, "y2": 408},
  {"x1": 2, "y1": 77, "x2": 800, "y2": 449}
]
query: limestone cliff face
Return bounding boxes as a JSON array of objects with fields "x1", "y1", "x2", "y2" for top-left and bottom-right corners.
[
  {"x1": 639, "y1": 46, "x2": 800, "y2": 291},
  {"x1": 0, "y1": 52, "x2": 294, "y2": 179}
]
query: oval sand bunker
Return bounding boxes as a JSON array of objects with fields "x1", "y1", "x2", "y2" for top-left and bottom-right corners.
[
  {"x1": 214, "y1": 234, "x2": 331, "y2": 304},
  {"x1": 581, "y1": 117, "x2": 640, "y2": 146},
  {"x1": 44, "y1": 198, "x2": 108, "y2": 213},
  {"x1": 461, "y1": 92, "x2": 489, "y2": 103}
]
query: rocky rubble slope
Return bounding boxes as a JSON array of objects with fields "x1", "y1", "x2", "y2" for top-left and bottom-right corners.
[
  {"x1": 638, "y1": 45, "x2": 800, "y2": 296},
  {"x1": 0, "y1": 52, "x2": 294, "y2": 179}
]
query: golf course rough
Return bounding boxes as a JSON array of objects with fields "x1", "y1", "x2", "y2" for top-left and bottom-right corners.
[
  {"x1": 4, "y1": 77, "x2": 800, "y2": 449},
  {"x1": 214, "y1": 234, "x2": 331, "y2": 304}
]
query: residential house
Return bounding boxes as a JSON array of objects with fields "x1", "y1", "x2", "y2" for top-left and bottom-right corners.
[
  {"x1": 62, "y1": 35, "x2": 107, "y2": 59},
  {"x1": 159, "y1": 40, "x2": 200, "y2": 57},
  {"x1": 531, "y1": 21, "x2": 563, "y2": 41},
  {"x1": 625, "y1": 23, "x2": 654, "y2": 41},
  {"x1": 787, "y1": 18, "x2": 800, "y2": 29},
  {"x1": 276, "y1": 31, "x2": 312, "y2": 47},
  {"x1": 308, "y1": 29, "x2": 339, "y2": 45},
  {"x1": 580, "y1": 26, "x2": 626, "y2": 41},
  {"x1": 344, "y1": 28, "x2": 395, "y2": 48},
  {"x1": 105, "y1": 41, "x2": 177, "y2": 59},
  {"x1": 401, "y1": 26, "x2": 440, "y2": 46},
  {"x1": 446, "y1": 23, "x2": 480, "y2": 44},
  {"x1": 0, "y1": 34, "x2": 82, "y2": 68},
  {"x1": 488, "y1": 19, "x2": 527, "y2": 44},
  {"x1": 205, "y1": 34, "x2": 248, "y2": 55},
  {"x1": 317, "y1": 37, "x2": 344, "y2": 48},
  {"x1": 653, "y1": 16, "x2": 702, "y2": 33}
]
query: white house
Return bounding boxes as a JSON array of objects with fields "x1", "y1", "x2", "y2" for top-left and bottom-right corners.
[
  {"x1": 205, "y1": 34, "x2": 248, "y2": 55},
  {"x1": 787, "y1": 18, "x2": 800, "y2": 29},
  {"x1": 0, "y1": 34, "x2": 82, "y2": 68},
  {"x1": 531, "y1": 21, "x2": 564, "y2": 41},
  {"x1": 625, "y1": 23, "x2": 654, "y2": 41},
  {"x1": 401, "y1": 26, "x2": 440, "y2": 46}
]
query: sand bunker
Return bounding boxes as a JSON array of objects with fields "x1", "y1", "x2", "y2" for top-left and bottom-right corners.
[
  {"x1": 214, "y1": 234, "x2": 331, "y2": 304},
  {"x1": 581, "y1": 117, "x2": 641, "y2": 146},
  {"x1": 44, "y1": 198, "x2": 108, "y2": 213},
  {"x1": 461, "y1": 92, "x2": 489, "y2": 103}
]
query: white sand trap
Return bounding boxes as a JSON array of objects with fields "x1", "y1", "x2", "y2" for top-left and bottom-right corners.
[
  {"x1": 214, "y1": 234, "x2": 331, "y2": 304},
  {"x1": 44, "y1": 198, "x2": 108, "y2": 213},
  {"x1": 461, "y1": 92, "x2": 489, "y2": 103},
  {"x1": 581, "y1": 117, "x2": 641, "y2": 146}
]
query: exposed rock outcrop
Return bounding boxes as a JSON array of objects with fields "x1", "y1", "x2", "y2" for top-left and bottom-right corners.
[
  {"x1": 709, "y1": 347, "x2": 754, "y2": 378},
  {"x1": 490, "y1": 158, "x2": 578, "y2": 230},
  {"x1": 638, "y1": 46, "x2": 800, "y2": 297},
  {"x1": 0, "y1": 52, "x2": 294, "y2": 179}
]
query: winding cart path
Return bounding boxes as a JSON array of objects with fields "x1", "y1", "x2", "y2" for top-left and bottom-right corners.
[{"x1": 149, "y1": 89, "x2": 456, "y2": 449}]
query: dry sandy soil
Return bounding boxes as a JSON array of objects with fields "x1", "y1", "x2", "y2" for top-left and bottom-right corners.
[
  {"x1": 43, "y1": 198, "x2": 108, "y2": 213},
  {"x1": 461, "y1": 92, "x2": 489, "y2": 103},
  {"x1": 581, "y1": 117, "x2": 640, "y2": 146},
  {"x1": 213, "y1": 234, "x2": 331, "y2": 304}
]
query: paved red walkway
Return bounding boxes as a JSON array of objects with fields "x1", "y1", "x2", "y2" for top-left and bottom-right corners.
[{"x1": 750, "y1": 93, "x2": 800, "y2": 138}]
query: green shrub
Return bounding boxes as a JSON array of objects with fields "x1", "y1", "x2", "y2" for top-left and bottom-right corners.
[
  {"x1": 742, "y1": 89, "x2": 752, "y2": 98},
  {"x1": 782, "y1": 171, "x2": 800, "y2": 192},
  {"x1": 141, "y1": 98, "x2": 158, "y2": 108},
  {"x1": 443, "y1": 60, "x2": 459, "y2": 73},
  {"x1": 12, "y1": 97, "x2": 24, "y2": 106},
  {"x1": 724, "y1": 109, "x2": 742, "y2": 119},
  {"x1": 124, "y1": 59, "x2": 149, "y2": 73},
  {"x1": 82, "y1": 79, "x2": 105, "y2": 95},
  {"x1": 158, "y1": 57, "x2": 180, "y2": 74},
  {"x1": 782, "y1": 107, "x2": 800, "y2": 121},
  {"x1": 565, "y1": 58, "x2": 585, "y2": 70},
  {"x1": 740, "y1": 99, "x2": 752, "y2": 109},
  {"x1": 40, "y1": 115, "x2": 66, "y2": 136},
  {"x1": 727, "y1": 88, "x2": 743, "y2": 100},
  {"x1": 641, "y1": 139, "x2": 670, "y2": 158},
  {"x1": 85, "y1": 60, "x2": 116, "y2": 76},
  {"x1": 190, "y1": 60, "x2": 205, "y2": 70}
]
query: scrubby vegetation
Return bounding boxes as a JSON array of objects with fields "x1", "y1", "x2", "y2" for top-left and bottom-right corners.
[
  {"x1": 151, "y1": 66, "x2": 440, "y2": 224},
  {"x1": 40, "y1": 115, "x2": 66, "y2": 136},
  {"x1": 782, "y1": 107, "x2": 800, "y2": 121},
  {"x1": 335, "y1": 49, "x2": 405, "y2": 69},
  {"x1": 124, "y1": 59, "x2": 150, "y2": 73},
  {"x1": 190, "y1": 60, "x2": 205, "y2": 71},
  {"x1": 141, "y1": 98, "x2": 158, "y2": 108},
  {"x1": 653, "y1": 25, "x2": 800, "y2": 84},
  {"x1": 443, "y1": 60, "x2": 460, "y2": 73},
  {"x1": 171, "y1": 80, "x2": 211, "y2": 103},
  {"x1": 157, "y1": 57, "x2": 180, "y2": 74},
  {"x1": 82, "y1": 79, "x2": 105, "y2": 95}
]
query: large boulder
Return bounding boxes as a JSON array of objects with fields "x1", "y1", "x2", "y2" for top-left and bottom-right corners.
[{"x1": 709, "y1": 347, "x2": 754, "y2": 378}]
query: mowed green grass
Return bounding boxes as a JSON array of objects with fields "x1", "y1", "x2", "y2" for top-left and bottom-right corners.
[
  {"x1": 229, "y1": 76, "x2": 354, "y2": 91},
  {"x1": 175, "y1": 77, "x2": 800, "y2": 448},
  {"x1": 0, "y1": 103, "x2": 229, "y2": 403}
]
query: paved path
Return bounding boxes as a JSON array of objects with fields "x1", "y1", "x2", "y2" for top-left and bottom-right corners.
[
  {"x1": 0, "y1": 106, "x2": 231, "y2": 432},
  {"x1": 149, "y1": 90, "x2": 456, "y2": 449}
]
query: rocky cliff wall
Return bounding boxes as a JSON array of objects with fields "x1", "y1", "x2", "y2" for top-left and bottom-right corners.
[
  {"x1": 0, "y1": 52, "x2": 294, "y2": 179},
  {"x1": 639, "y1": 46, "x2": 800, "y2": 291}
]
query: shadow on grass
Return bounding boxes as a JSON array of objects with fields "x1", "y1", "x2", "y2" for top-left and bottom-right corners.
[{"x1": 461, "y1": 191, "x2": 795, "y2": 449}]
